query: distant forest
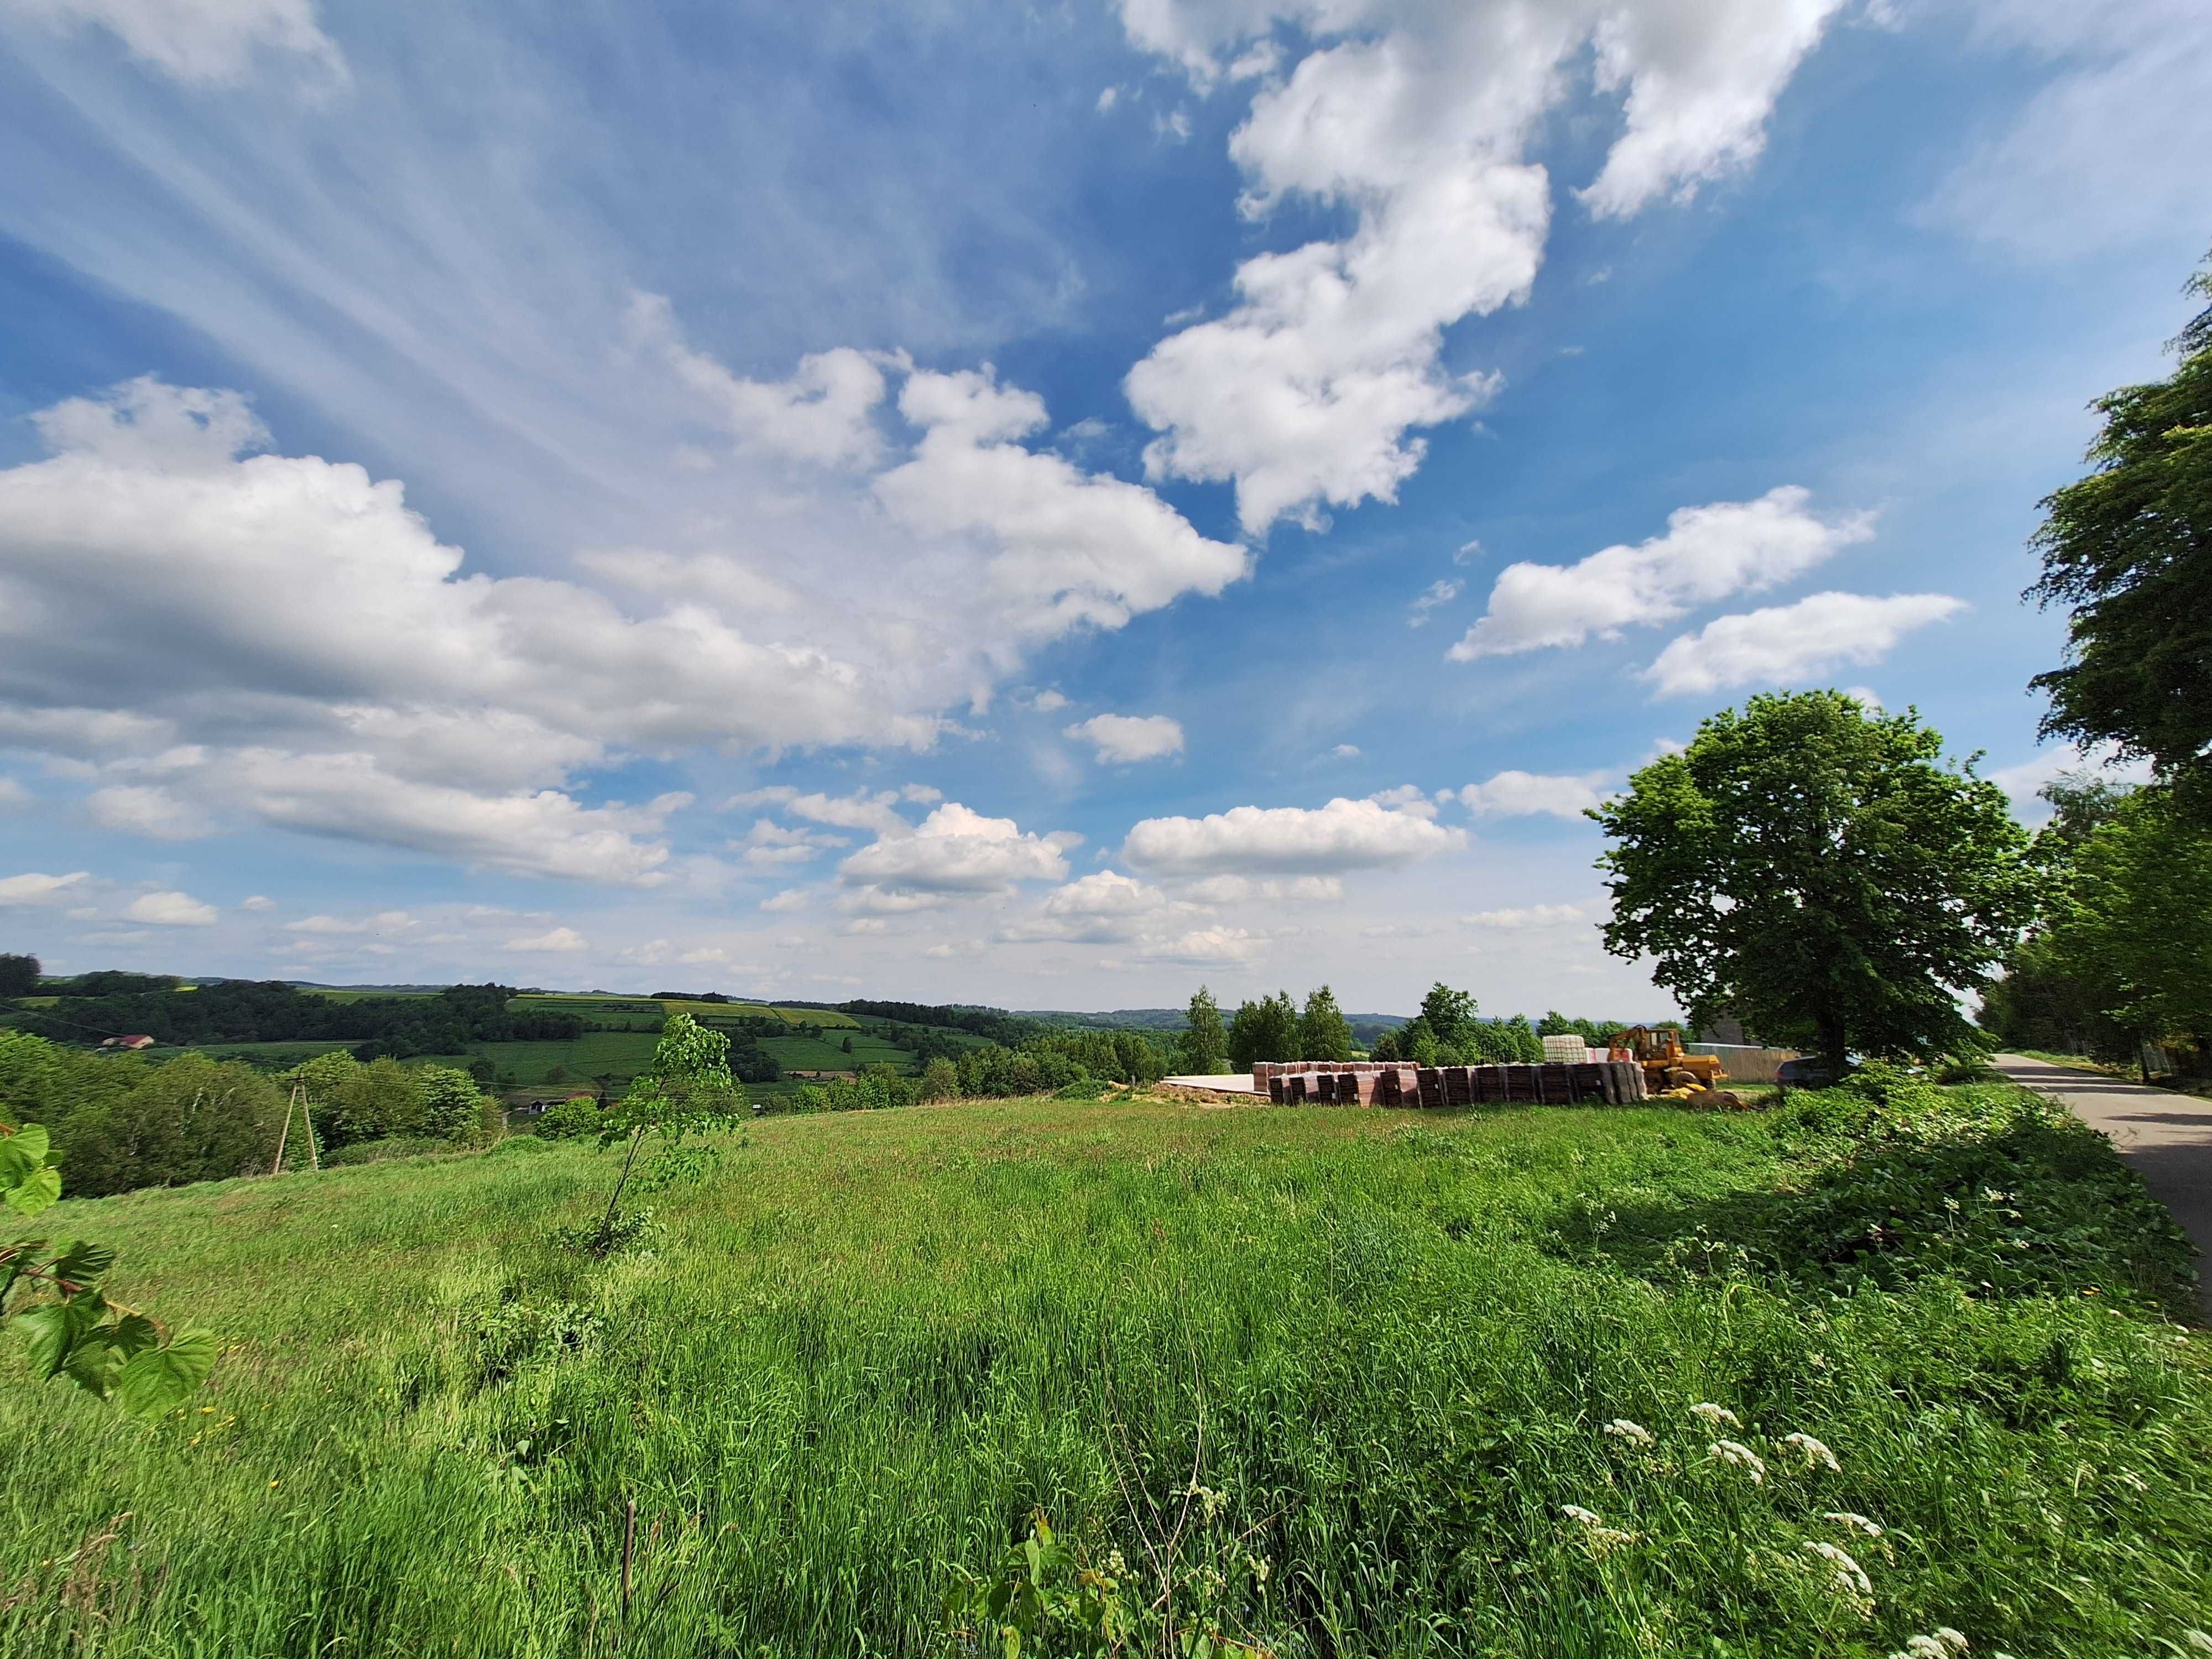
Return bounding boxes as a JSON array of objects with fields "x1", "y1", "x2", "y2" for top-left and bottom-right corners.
[{"x1": 9, "y1": 980, "x2": 582, "y2": 1056}]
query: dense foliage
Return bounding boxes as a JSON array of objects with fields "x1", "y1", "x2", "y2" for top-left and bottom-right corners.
[
  {"x1": 1595, "y1": 692, "x2": 2037, "y2": 1072},
  {"x1": 4, "y1": 1117, "x2": 212, "y2": 1419},
  {"x1": 0, "y1": 1032, "x2": 496, "y2": 1196},
  {"x1": 1985, "y1": 774, "x2": 2212, "y2": 1064},
  {"x1": 781, "y1": 1028, "x2": 1170, "y2": 1113},
  {"x1": 2028, "y1": 251, "x2": 2212, "y2": 800},
  {"x1": 1176, "y1": 985, "x2": 1229, "y2": 1074},
  {"x1": 8, "y1": 980, "x2": 581, "y2": 1056},
  {"x1": 1370, "y1": 983, "x2": 1547, "y2": 1065},
  {"x1": 837, "y1": 1000, "x2": 1043, "y2": 1048},
  {"x1": 1, "y1": 1083, "x2": 2202, "y2": 1656}
]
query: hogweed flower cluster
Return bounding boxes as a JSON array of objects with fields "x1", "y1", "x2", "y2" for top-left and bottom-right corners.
[
  {"x1": 1781, "y1": 1431, "x2": 1841, "y2": 1473},
  {"x1": 1689, "y1": 1402, "x2": 1741, "y2": 1429},
  {"x1": 1889, "y1": 1630, "x2": 1969, "y2": 1659},
  {"x1": 1708, "y1": 1439, "x2": 1767, "y2": 1484},
  {"x1": 1560, "y1": 1504, "x2": 1638, "y2": 1554},
  {"x1": 1604, "y1": 1418, "x2": 1654, "y2": 1448},
  {"x1": 1824, "y1": 1511, "x2": 1884, "y2": 1539},
  {"x1": 1802, "y1": 1540, "x2": 1873, "y2": 1604}
]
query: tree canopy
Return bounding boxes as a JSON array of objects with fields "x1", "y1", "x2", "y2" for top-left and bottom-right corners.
[
  {"x1": 1593, "y1": 691, "x2": 2037, "y2": 1073},
  {"x1": 2028, "y1": 249, "x2": 2212, "y2": 796},
  {"x1": 1176, "y1": 985, "x2": 1229, "y2": 1074},
  {"x1": 1297, "y1": 985, "x2": 1354, "y2": 1062}
]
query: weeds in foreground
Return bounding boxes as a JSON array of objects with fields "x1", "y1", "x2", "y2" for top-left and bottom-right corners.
[{"x1": 1, "y1": 1086, "x2": 2205, "y2": 1658}]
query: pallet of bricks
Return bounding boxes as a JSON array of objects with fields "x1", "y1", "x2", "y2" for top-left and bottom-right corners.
[{"x1": 1253, "y1": 1058, "x2": 1647, "y2": 1107}]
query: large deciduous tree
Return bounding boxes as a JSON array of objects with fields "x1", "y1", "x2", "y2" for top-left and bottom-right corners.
[
  {"x1": 2028, "y1": 251, "x2": 2212, "y2": 796},
  {"x1": 2040, "y1": 785, "x2": 2212, "y2": 1056},
  {"x1": 1226, "y1": 993, "x2": 1300, "y2": 1071},
  {"x1": 1297, "y1": 985, "x2": 1354, "y2": 1062},
  {"x1": 1176, "y1": 985, "x2": 1229, "y2": 1074},
  {"x1": 1592, "y1": 692, "x2": 2038, "y2": 1074}
]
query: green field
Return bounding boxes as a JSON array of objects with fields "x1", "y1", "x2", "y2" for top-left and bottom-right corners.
[
  {"x1": 761, "y1": 1030, "x2": 914, "y2": 1071},
  {"x1": 193, "y1": 1039, "x2": 361, "y2": 1067},
  {"x1": 508, "y1": 994, "x2": 860, "y2": 1031},
  {"x1": 3, "y1": 1081, "x2": 2206, "y2": 1657},
  {"x1": 296, "y1": 987, "x2": 438, "y2": 1002}
]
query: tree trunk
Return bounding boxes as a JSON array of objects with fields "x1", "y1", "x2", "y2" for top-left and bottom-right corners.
[{"x1": 1816, "y1": 1008, "x2": 1848, "y2": 1079}]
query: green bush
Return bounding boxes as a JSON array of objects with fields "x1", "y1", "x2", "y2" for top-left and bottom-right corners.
[{"x1": 534, "y1": 1097, "x2": 604, "y2": 1140}]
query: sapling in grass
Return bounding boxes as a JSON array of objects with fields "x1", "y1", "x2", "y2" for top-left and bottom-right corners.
[
  {"x1": 2, "y1": 1118, "x2": 213, "y2": 1416},
  {"x1": 575, "y1": 1012, "x2": 742, "y2": 1256}
]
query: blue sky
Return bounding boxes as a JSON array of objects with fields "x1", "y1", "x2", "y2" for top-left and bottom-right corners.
[{"x1": 0, "y1": 0, "x2": 2205, "y2": 1015}]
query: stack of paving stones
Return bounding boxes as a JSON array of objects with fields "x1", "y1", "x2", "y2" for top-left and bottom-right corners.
[{"x1": 1254, "y1": 1058, "x2": 1646, "y2": 1107}]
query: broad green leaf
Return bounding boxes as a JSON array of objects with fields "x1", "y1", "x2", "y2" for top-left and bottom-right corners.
[
  {"x1": 0, "y1": 1240, "x2": 45, "y2": 1307},
  {"x1": 107, "y1": 1311, "x2": 161, "y2": 1359},
  {"x1": 50, "y1": 1238, "x2": 117, "y2": 1288},
  {"x1": 62, "y1": 1329, "x2": 128, "y2": 1397},
  {"x1": 15, "y1": 1290, "x2": 105, "y2": 1379},
  {"x1": 2, "y1": 1123, "x2": 50, "y2": 1167},
  {"x1": 4, "y1": 1163, "x2": 61, "y2": 1218},
  {"x1": 114, "y1": 1327, "x2": 217, "y2": 1417}
]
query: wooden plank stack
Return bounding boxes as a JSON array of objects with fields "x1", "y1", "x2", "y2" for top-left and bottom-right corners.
[{"x1": 1257, "y1": 1058, "x2": 1646, "y2": 1107}]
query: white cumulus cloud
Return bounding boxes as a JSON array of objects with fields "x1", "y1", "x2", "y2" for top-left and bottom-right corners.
[
  {"x1": 1462, "y1": 902, "x2": 1588, "y2": 928},
  {"x1": 1642, "y1": 591, "x2": 1968, "y2": 698},
  {"x1": 1064, "y1": 713, "x2": 1186, "y2": 764},
  {"x1": 0, "y1": 870, "x2": 89, "y2": 906},
  {"x1": 625, "y1": 293, "x2": 889, "y2": 468},
  {"x1": 1456, "y1": 770, "x2": 1609, "y2": 818},
  {"x1": 874, "y1": 367, "x2": 1249, "y2": 643},
  {"x1": 87, "y1": 783, "x2": 211, "y2": 840},
  {"x1": 1449, "y1": 487, "x2": 1875, "y2": 660},
  {"x1": 502, "y1": 926, "x2": 589, "y2": 953},
  {"x1": 125, "y1": 889, "x2": 218, "y2": 926},
  {"x1": 839, "y1": 801, "x2": 1072, "y2": 895},
  {"x1": 1119, "y1": 1, "x2": 1851, "y2": 534},
  {"x1": 1122, "y1": 796, "x2": 1464, "y2": 877}
]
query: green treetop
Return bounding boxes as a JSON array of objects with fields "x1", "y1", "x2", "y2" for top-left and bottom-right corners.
[
  {"x1": 1592, "y1": 691, "x2": 2038, "y2": 1074},
  {"x1": 2029, "y1": 249, "x2": 2212, "y2": 800}
]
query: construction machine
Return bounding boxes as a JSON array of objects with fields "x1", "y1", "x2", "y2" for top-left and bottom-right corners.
[{"x1": 1618, "y1": 1026, "x2": 1726, "y2": 1093}]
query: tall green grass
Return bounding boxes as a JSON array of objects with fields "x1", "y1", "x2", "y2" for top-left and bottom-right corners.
[{"x1": 2, "y1": 1086, "x2": 2205, "y2": 1657}]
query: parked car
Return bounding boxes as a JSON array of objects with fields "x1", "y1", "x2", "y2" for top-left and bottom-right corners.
[{"x1": 1775, "y1": 1056, "x2": 1839, "y2": 1088}]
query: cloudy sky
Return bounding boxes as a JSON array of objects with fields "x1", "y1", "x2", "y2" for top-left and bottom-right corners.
[{"x1": 0, "y1": 0, "x2": 2204, "y2": 1015}]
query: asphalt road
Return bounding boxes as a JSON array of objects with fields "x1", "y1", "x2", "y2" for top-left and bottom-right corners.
[{"x1": 1992, "y1": 1053, "x2": 2212, "y2": 1320}]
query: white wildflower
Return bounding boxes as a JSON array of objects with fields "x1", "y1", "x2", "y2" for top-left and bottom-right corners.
[
  {"x1": 1689, "y1": 1402, "x2": 1741, "y2": 1429},
  {"x1": 1781, "y1": 1431, "x2": 1841, "y2": 1473},
  {"x1": 1824, "y1": 1511, "x2": 1884, "y2": 1539},
  {"x1": 1891, "y1": 1631, "x2": 1970, "y2": 1659},
  {"x1": 1802, "y1": 1540, "x2": 1873, "y2": 1600},
  {"x1": 1708, "y1": 1440, "x2": 1766, "y2": 1484},
  {"x1": 1560, "y1": 1504, "x2": 1637, "y2": 1553},
  {"x1": 1604, "y1": 1418, "x2": 1655, "y2": 1448}
]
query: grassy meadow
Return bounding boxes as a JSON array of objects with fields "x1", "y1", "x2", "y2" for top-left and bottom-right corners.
[{"x1": 2, "y1": 1082, "x2": 2207, "y2": 1657}]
